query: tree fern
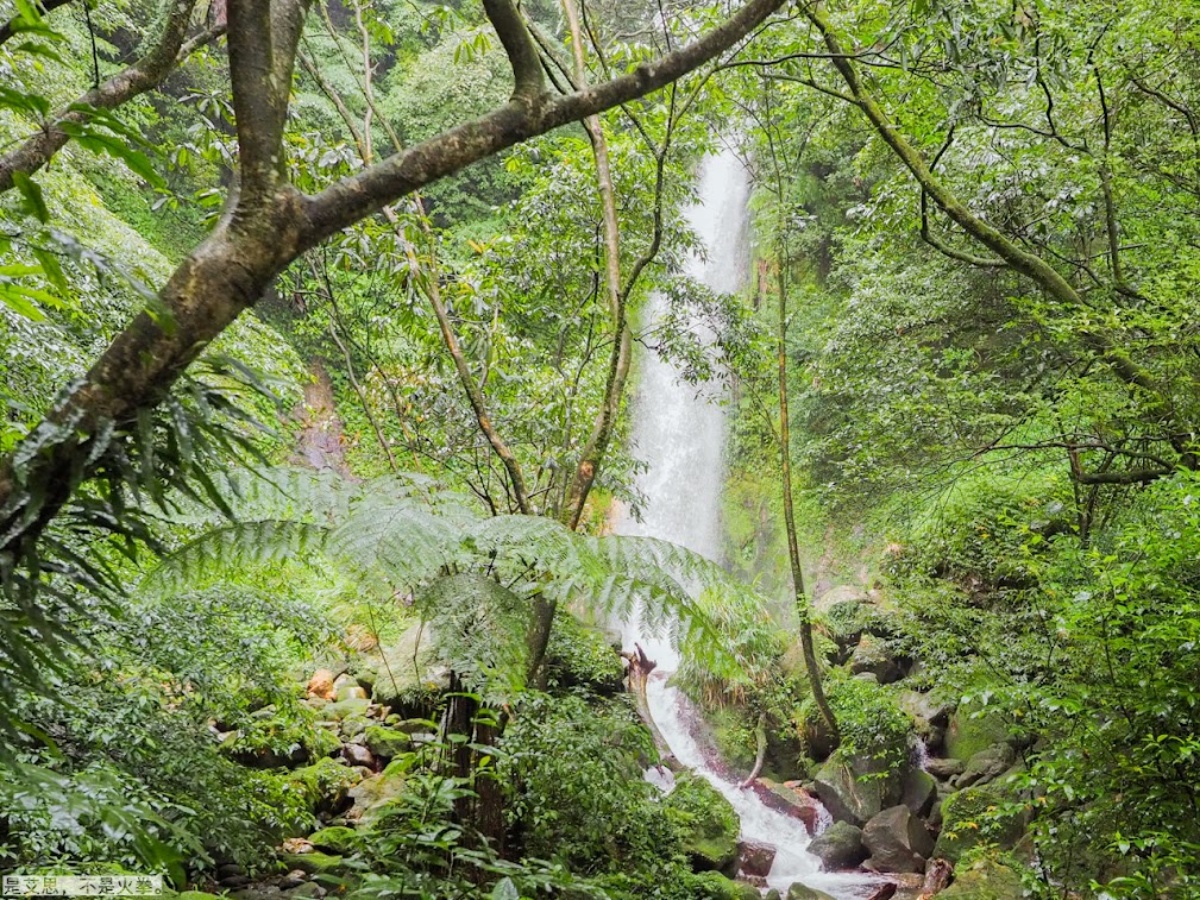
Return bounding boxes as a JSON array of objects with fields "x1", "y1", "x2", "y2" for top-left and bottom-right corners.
[{"x1": 143, "y1": 468, "x2": 773, "y2": 693}]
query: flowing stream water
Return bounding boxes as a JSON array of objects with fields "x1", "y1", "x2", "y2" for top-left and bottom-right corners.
[{"x1": 615, "y1": 151, "x2": 882, "y2": 898}]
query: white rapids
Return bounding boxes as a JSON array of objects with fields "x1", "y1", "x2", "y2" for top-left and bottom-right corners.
[{"x1": 615, "y1": 150, "x2": 883, "y2": 898}]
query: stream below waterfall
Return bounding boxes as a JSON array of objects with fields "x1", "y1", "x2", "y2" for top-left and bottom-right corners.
[{"x1": 615, "y1": 151, "x2": 883, "y2": 899}]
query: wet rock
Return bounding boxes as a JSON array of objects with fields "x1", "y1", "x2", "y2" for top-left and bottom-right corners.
[
  {"x1": 864, "y1": 885, "x2": 897, "y2": 900},
  {"x1": 216, "y1": 864, "x2": 245, "y2": 881},
  {"x1": 219, "y1": 876, "x2": 251, "y2": 889},
  {"x1": 901, "y1": 767, "x2": 937, "y2": 818},
  {"x1": 341, "y1": 743, "x2": 376, "y2": 770},
  {"x1": 737, "y1": 840, "x2": 776, "y2": 878},
  {"x1": 812, "y1": 752, "x2": 902, "y2": 826},
  {"x1": 923, "y1": 757, "x2": 965, "y2": 781},
  {"x1": 807, "y1": 821, "x2": 867, "y2": 869},
  {"x1": 862, "y1": 805, "x2": 935, "y2": 874},
  {"x1": 751, "y1": 780, "x2": 823, "y2": 834},
  {"x1": 848, "y1": 635, "x2": 903, "y2": 684},
  {"x1": 786, "y1": 883, "x2": 836, "y2": 900},
  {"x1": 954, "y1": 743, "x2": 1016, "y2": 789}
]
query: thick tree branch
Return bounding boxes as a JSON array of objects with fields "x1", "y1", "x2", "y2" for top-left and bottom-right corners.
[
  {"x1": 301, "y1": 0, "x2": 786, "y2": 248},
  {"x1": 483, "y1": 0, "x2": 545, "y2": 101},
  {"x1": 227, "y1": 0, "x2": 311, "y2": 198},
  {"x1": 0, "y1": 0, "x2": 207, "y2": 195}
]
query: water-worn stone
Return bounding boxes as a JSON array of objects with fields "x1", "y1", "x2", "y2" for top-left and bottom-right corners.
[
  {"x1": 341, "y1": 743, "x2": 376, "y2": 769},
  {"x1": 901, "y1": 767, "x2": 937, "y2": 817},
  {"x1": 807, "y1": 821, "x2": 867, "y2": 870},
  {"x1": 812, "y1": 752, "x2": 902, "y2": 826},
  {"x1": 751, "y1": 780, "x2": 822, "y2": 834},
  {"x1": 862, "y1": 805, "x2": 935, "y2": 874},
  {"x1": 954, "y1": 743, "x2": 1016, "y2": 789},
  {"x1": 786, "y1": 883, "x2": 836, "y2": 900},
  {"x1": 848, "y1": 635, "x2": 903, "y2": 684},
  {"x1": 923, "y1": 757, "x2": 965, "y2": 780},
  {"x1": 737, "y1": 840, "x2": 776, "y2": 878}
]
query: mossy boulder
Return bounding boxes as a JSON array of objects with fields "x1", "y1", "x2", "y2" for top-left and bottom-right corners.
[
  {"x1": 347, "y1": 758, "x2": 408, "y2": 821},
  {"x1": 364, "y1": 725, "x2": 411, "y2": 759},
  {"x1": 665, "y1": 774, "x2": 740, "y2": 874},
  {"x1": 939, "y1": 856, "x2": 1027, "y2": 898},
  {"x1": 684, "y1": 872, "x2": 761, "y2": 900},
  {"x1": 945, "y1": 705, "x2": 1011, "y2": 762},
  {"x1": 325, "y1": 697, "x2": 371, "y2": 721},
  {"x1": 278, "y1": 851, "x2": 344, "y2": 876},
  {"x1": 309, "y1": 825, "x2": 357, "y2": 854},
  {"x1": 807, "y1": 821, "x2": 866, "y2": 869},
  {"x1": 934, "y1": 786, "x2": 1031, "y2": 864},
  {"x1": 355, "y1": 623, "x2": 451, "y2": 712},
  {"x1": 848, "y1": 635, "x2": 903, "y2": 684},
  {"x1": 786, "y1": 884, "x2": 836, "y2": 900},
  {"x1": 287, "y1": 757, "x2": 362, "y2": 813},
  {"x1": 811, "y1": 750, "x2": 903, "y2": 827}
]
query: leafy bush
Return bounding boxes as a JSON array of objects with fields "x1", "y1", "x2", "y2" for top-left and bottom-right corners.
[{"x1": 497, "y1": 693, "x2": 670, "y2": 876}]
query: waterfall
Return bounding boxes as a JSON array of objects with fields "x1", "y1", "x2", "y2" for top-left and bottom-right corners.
[{"x1": 615, "y1": 151, "x2": 882, "y2": 898}]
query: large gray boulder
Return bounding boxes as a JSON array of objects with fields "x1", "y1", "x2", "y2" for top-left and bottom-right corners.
[
  {"x1": 355, "y1": 623, "x2": 451, "y2": 710},
  {"x1": 862, "y1": 805, "x2": 935, "y2": 874},
  {"x1": 807, "y1": 821, "x2": 867, "y2": 870},
  {"x1": 848, "y1": 635, "x2": 902, "y2": 684},
  {"x1": 901, "y1": 767, "x2": 937, "y2": 817},
  {"x1": 812, "y1": 752, "x2": 903, "y2": 826},
  {"x1": 955, "y1": 743, "x2": 1017, "y2": 789}
]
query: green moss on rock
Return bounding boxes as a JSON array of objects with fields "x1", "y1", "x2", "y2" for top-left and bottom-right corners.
[
  {"x1": 363, "y1": 725, "x2": 411, "y2": 759},
  {"x1": 934, "y1": 786, "x2": 1031, "y2": 863},
  {"x1": 939, "y1": 855, "x2": 1027, "y2": 898},
  {"x1": 665, "y1": 773, "x2": 740, "y2": 873}
]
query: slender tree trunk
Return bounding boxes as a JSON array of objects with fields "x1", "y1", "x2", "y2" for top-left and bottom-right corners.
[{"x1": 776, "y1": 259, "x2": 838, "y2": 743}]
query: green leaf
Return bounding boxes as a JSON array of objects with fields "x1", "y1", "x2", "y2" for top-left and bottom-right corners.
[
  {"x1": 491, "y1": 877, "x2": 520, "y2": 900},
  {"x1": 12, "y1": 171, "x2": 48, "y2": 223}
]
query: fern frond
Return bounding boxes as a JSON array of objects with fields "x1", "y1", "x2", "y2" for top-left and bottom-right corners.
[{"x1": 141, "y1": 520, "x2": 331, "y2": 594}]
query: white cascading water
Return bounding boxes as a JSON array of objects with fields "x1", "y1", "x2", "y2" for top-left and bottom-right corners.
[{"x1": 616, "y1": 151, "x2": 883, "y2": 898}]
